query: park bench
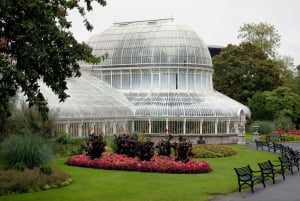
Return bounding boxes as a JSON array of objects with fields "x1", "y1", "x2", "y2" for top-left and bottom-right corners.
[
  {"x1": 266, "y1": 134, "x2": 285, "y2": 142},
  {"x1": 257, "y1": 160, "x2": 285, "y2": 184},
  {"x1": 278, "y1": 155, "x2": 299, "y2": 175},
  {"x1": 254, "y1": 140, "x2": 273, "y2": 152},
  {"x1": 272, "y1": 142, "x2": 283, "y2": 153},
  {"x1": 234, "y1": 165, "x2": 265, "y2": 193}
]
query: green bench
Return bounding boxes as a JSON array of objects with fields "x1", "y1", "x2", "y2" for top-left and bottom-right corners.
[
  {"x1": 257, "y1": 160, "x2": 285, "y2": 184},
  {"x1": 234, "y1": 165, "x2": 265, "y2": 193}
]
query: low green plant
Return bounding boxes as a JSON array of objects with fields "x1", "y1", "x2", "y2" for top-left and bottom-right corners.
[
  {"x1": 12, "y1": 162, "x2": 25, "y2": 172},
  {"x1": 192, "y1": 144, "x2": 237, "y2": 158},
  {"x1": 40, "y1": 166, "x2": 52, "y2": 175},
  {"x1": 0, "y1": 133, "x2": 53, "y2": 169},
  {"x1": 0, "y1": 167, "x2": 71, "y2": 195}
]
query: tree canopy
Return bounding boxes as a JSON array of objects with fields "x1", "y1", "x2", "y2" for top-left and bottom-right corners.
[
  {"x1": 0, "y1": 0, "x2": 106, "y2": 124},
  {"x1": 212, "y1": 42, "x2": 283, "y2": 105},
  {"x1": 248, "y1": 87, "x2": 300, "y2": 127},
  {"x1": 238, "y1": 22, "x2": 281, "y2": 58}
]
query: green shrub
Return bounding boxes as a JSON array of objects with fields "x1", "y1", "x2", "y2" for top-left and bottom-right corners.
[
  {"x1": 192, "y1": 144, "x2": 237, "y2": 158},
  {"x1": 0, "y1": 134, "x2": 53, "y2": 169},
  {"x1": 274, "y1": 117, "x2": 294, "y2": 130},
  {"x1": 40, "y1": 166, "x2": 52, "y2": 175},
  {"x1": 55, "y1": 133, "x2": 72, "y2": 144},
  {"x1": 12, "y1": 162, "x2": 25, "y2": 171},
  {"x1": 251, "y1": 121, "x2": 274, "y2": 135},
  {"x1": 0, "y1": 167, "x2": 71, "y2": 195}
]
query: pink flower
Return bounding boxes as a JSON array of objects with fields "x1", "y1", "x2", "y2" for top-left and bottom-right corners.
[{"x1": 67, "y1": 153, "x2": 211, "y2": 174}]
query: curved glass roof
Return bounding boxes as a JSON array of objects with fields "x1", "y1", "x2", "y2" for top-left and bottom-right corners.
[
  {"x1": 38, "y1": 73, "x2": 133, "y2": 119},
  {"x1": 126, "y1": 91, "x2": 250, "y2": 117},
  {"x1": 87, "y1": 18, "x2": 212, "y2": 68}
]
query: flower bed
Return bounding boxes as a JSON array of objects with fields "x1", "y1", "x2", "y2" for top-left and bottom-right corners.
[
  {"x1": 67, "y1": 153, "x2": 211, "y2": 174},
  {"x1": 192, "y1": 144, "x2": 237, "y2": 158}
]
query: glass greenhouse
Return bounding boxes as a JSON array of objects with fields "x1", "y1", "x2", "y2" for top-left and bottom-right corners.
[{"x1": 43, "y1": 18, "x2": 250, "y2": 144}]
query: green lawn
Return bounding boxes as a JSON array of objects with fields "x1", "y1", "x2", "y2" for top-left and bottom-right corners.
[{"x1": 0, "y1": 145, "x2": 279, "y2": 201}]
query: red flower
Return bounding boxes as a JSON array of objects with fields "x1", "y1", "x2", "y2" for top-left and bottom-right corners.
[{"x1": 67, "y1": 153, "x2": 211, "y2": 174}]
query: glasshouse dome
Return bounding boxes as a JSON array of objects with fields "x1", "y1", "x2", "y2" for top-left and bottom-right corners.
[{"x1": 45, "y1": 18, "x2": 250, "y2": 144}]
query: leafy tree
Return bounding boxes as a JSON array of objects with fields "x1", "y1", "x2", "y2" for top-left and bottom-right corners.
[
  {"x1": 264, "y1": 87, "x2": 300, "y2": 125},
  {"x1": 0, "y1": 0, "x2": 107, "y2": 125},
  {"x1": 247, "y1": 92, "x2": 274, "y2": 120},
  {"x1": 238, "y1": 22, "x2": 281, "y2": 58},
  {"x1": 213, "y1": 42, "x2": 283, "y2": 104},
  {"x1": 248, "y1": 87, "x2": 300, "y2": 128}
]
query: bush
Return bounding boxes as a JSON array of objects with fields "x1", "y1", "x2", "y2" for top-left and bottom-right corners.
[
  {"x1": 136, "y1": 141, "x2": 154, "y2": 161},
  {"x1": 114, "y1": 133, "x2": 138, "y2": 157},
  {"x1": 155, "y1": 135, "x2": 172, "y2": 157},
  {"x1": 274, "y1": 117, "x2": 294, "y2": 131},
  {"x1": 192, "y1": 144, "x2": 237, "y2": 158},
  {"x1": 52, "y1": 136, "x2": 84, "y2": 156},
  {"x1": 251, "y1": 121, "x2": 275, "y2": 135},
  {"x1": 0, "y1": 134, "x2": 53, "y2": 169},
  {"x1": 82, "y1": 134, "x2": 106, "y2": 160},
  {"x1": 0, "y1": 167, "x2": 72, "y2": 195},
  {"x1": 172, "y1": 136, "x2": 192, "y2": 163},
  {"x1": 40, "y1": 166, "x2": 52, "y2": 175}
]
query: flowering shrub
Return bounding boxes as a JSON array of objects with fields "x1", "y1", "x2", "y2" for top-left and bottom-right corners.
[
  {"x1": 192, "y1": 144, "x2": 237, "y2": 158},
  {"x1": 67, "y1": 153, "x2": 211, "y2": 174}
]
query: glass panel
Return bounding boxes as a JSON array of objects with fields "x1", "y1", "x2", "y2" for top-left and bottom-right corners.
[
  {"x1": 141, "y1": 70, "x2": 151, "y2": 89},
  {"x1": 132, "y1": 70, "x2": 141, "y2": 89}
]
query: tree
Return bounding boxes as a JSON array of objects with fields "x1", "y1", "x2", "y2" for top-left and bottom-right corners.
[
  {"x1": 247, "y1": 92, "x2": 274, "y2": 121},
  {"x1": 0, "y1": 0, "x2": 107, "y2": 125},
  {"x1": 264, "y1": 87, "x2": 300, "y2": 127},
  {"x1": 213, "y1": 42, "x2": 283, "y2": 105},
  {"x1": 238, "y1": 22, "x2": 281, "y2": 58}
]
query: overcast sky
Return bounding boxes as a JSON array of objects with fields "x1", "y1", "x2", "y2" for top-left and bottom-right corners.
[{"x1": 68, "y1": 0, "x2": 300, "y2": 66}]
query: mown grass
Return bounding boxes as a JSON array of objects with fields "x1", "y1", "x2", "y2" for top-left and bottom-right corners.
[{"x1": 0, "y1": 145, "x2": 279, "y2": 201}]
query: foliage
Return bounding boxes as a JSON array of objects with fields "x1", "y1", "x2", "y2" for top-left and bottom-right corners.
[
  {"x1": 213, "y1": 42, "x2": 282, "y2": 104},
  {"x1": 0, "y1": 167, "x2": 72, "y2": 195},
  {"x1": 40, "y1": 166, "x2": 52, "y2": 175},
  {"x1": 113, "y1": 133, "x2": 138, "y2": 158},
  {"x1": 82, "y1": 134, "x2": 106, "y2": 160},
  {"x1": 250, "y1": 121, "x2": 274, "y2": 135},
  {"x1": 248, "y1": 87, "x2": 300, "y2": 128},
  {"x1": 2, "y1": 103, "x2": 57, "y2": 139},
  {"x1": 265, "y1": 87, "x2": 300, "y2": 126},
  {"x1": 192, "y1": 144, "x2": 237, "y2": 158},
  {"x1": 0, "y1": 0, "x2": 107, "y2": 121},
  {"x1": 155, "y1": 135, "x2": 173, "y2": 157},
  {"x1": 237, "y1": 22, "x2": 281, "y2": 58},
  {"x1": 55, "y1": 133, "x2": 72, "y2": 144},
  {"x1": 0, "y1": 133, "x2": 53, "y2": 169},
  {"x1": 136, "y1": 141, "x2": 154, "y2": 161},
  {"x1": 51, "y1": 137, "x2": 84, "y2": 156},
  {"x1": 67, "y1": 153, "x2": 211, "y2": 174},
  {"x1": 274, "y1": 117, "x2": 294, "y2": 131},
  {"x1": 248, "y1": 91, "x2": 274, "y2": 120},
  {"x1": 172, "y1": 136, "x2": 192, "y2": 163}
]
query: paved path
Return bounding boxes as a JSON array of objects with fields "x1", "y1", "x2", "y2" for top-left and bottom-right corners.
[{"x1": 211, "y1": 142, "x2": 300, "y2": 201}]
